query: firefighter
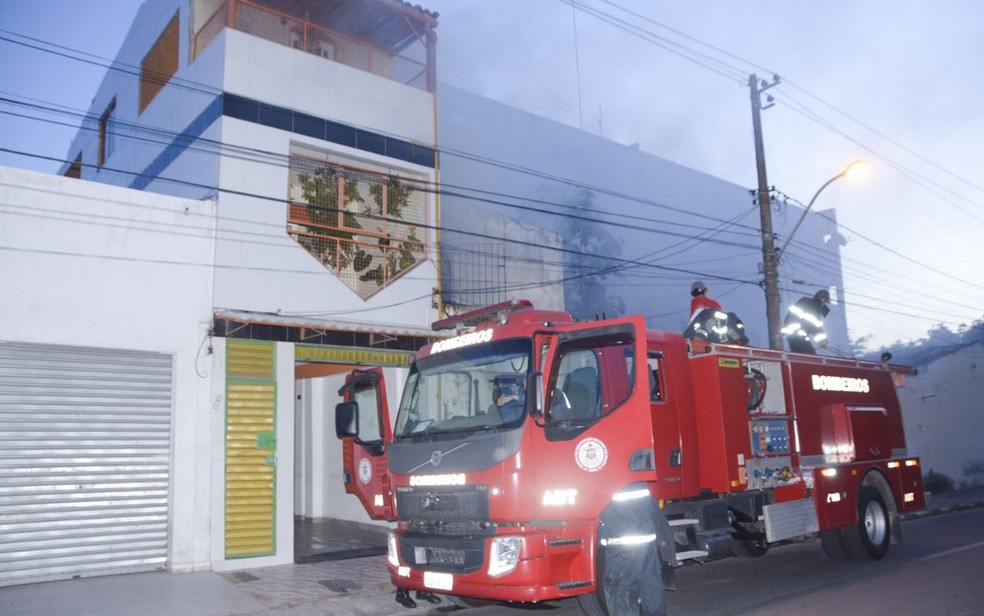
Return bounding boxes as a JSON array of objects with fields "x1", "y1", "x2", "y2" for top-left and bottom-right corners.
[
  {"x1": 782, "y1": 289, "x2": 831, "y2": 354},
  {"x1": 685, "y1": 281, "x2": 749, "y2": 344},
  {"x1": 689, "y1": 280, "x2": 722, "y2": 318},
  {"x1": 685, "y1": 281, "x2": 722, "y2": 341},
  {"x1": 492, "y1": 374, "x2": 526, "y2": 423},
  {"x1": 598, "y1": 486, "x2": 672, "y2": 616}
]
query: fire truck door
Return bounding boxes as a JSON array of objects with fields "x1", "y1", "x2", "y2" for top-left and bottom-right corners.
[
  {"x1": 647, "y1": 350, "x2": 684, "y2": 495},
  {"x1": 335, "y1": 368, "x2": 395, "y2": 520}
]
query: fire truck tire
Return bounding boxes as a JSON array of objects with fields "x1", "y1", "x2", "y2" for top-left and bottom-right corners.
[
  {"x1": 576, "y1": 541, "x2": 609, "y2": 616},
  {"x1": 841, "y1": 486, "x2": 891, "y2": 560},
  {"x1": 736, "y1": 538, "x2": 769, "y2": 558},
  {"x1": 577, "y1": 540, "x2": 668, "y2": 616},
  {"x1": 820, "y1": 528, "x2": 850, "y2": 560}
]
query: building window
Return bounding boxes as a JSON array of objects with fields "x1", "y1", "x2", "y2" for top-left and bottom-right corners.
[
  {"x1": 140, "y1": 13, "x2": 179, "y2": 113},
  {"x1": 65, "y1": 153, "x2": 82, "y2": 179},
  {"x1": 288, "y1": 152, "x2": 428, "y2": 300},
  {"x1": 98, "y1": 99, "x2": 116, "y2": 167}
]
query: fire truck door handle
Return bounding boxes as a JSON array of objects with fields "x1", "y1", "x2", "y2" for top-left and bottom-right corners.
[{"x1": 670, "y1": 449, "x2": 682, "y2": 467}]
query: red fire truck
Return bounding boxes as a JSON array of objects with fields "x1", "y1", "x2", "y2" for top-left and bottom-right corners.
[{"x1": 335, "y1": 300, "x2": 925, "y2": 613}]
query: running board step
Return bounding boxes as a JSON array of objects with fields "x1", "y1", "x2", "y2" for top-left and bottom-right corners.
[
  {"x1": 676, "y1": 550, "x2": 709, "y2": 560},
  {"x1": 668, "y1": 518, "x2": 700, "y2": 527}
]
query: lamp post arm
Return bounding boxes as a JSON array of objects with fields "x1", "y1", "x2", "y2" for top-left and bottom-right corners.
[{"x1": 777, "y1": 171, "x2": 846, "y2": 261}]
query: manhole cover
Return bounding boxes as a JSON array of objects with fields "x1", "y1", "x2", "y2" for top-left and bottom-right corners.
[
  {"x1": 318, "y1": 579, "x2": 363, "y2": 593},
  {"x1": 231, "y1": 572, "x2": 260, "y2": 583}
]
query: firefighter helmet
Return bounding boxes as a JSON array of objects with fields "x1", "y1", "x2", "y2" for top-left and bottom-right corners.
[
  {"x1": 691, "y1": 280, "x2": 707, "y2": 297},
  {"x1": 493, "y1": 374, "x2": 524, "y2": 400}
]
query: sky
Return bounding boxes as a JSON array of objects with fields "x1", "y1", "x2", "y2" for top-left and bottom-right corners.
[{"x1": 1, "y1": 0, "x2": 982, "y2": 349}]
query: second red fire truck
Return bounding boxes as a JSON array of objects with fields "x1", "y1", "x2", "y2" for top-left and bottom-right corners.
[{"x1": 335, "y1": 300, "x2": 925, "y2": 614}]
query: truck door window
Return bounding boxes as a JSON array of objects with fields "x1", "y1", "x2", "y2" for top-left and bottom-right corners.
[
  {"x1": 648, "y1": 353, "x2": 664, "y2": 401},
  {"x1": 353, "y1": 383, "x2": 383, "y2": 443},
  {"x1": 548, "y1": 333, "x2": 634, "y2": 423}
]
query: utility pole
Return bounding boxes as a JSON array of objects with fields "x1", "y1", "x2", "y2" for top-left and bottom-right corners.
[{"x1": 749, "y1": 73, "x2": 782, "y2": 350}]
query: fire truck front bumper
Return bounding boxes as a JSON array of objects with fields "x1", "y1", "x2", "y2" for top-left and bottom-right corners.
[{"x1": 386, "y1": 522, "x2": 598, "y2": 603}]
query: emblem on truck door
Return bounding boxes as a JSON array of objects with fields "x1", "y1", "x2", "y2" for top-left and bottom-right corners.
[
  {"x1": 575, "y1": 437, "x2": 609, "y2": 472},
  {"x1": 358, "y1": 458, "x2": 372, "y2": 484}
]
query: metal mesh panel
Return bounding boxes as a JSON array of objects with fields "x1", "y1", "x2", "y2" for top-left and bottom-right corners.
[
  {"x1": 140, "y1": 13, "x2": 179, "y2": 112},
  {"x1": 442, "y1": 243, "x2": 508, "y2": 310},
  {"x1": 235, "y1": 3, "x2": 304, "y2": 49},
  {"x1": 192, "y1": 0, "x2": 431, "y2": 90},
  {"x1": 395, "y1": 486, "x2": 489, "y2": 523},
  {"x1": 335, "y1": 36, "x2": 371, "y2": 72},
  {"x1": 288, "y1": 155, "x2": 428, "y2": 299}
]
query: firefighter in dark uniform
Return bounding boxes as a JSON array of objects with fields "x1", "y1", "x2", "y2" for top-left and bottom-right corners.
[
  {"x1": 782, "y1": 289, "x2": 831, "y2": 354},
  {"x1": 597, "y1": 485, "x2": 673, "y2": 616}
]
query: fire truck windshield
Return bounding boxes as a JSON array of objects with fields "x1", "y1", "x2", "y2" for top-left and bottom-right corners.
[{"x1": 394, "y1": 338, "x2": 533, "y2": 439}]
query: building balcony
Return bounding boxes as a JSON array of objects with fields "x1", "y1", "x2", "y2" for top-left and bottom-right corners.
[{"x1": 193, "y1": 0, "x2": 436, "y2": 91}]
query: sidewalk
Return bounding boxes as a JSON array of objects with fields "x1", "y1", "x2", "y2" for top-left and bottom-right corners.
[
  {"x1": 4, "y1": 486, "x2": 983, "y2": 616},
  {"x1": 1, "y1": 555, "x2": 415, "y2": 616}
]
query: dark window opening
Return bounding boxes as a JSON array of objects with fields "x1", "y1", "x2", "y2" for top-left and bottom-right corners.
[
  {"x1": 98, "y1": 99, "x2": 116, "y2": 167},
  {"x1": 65, "y1": 152, "x2": 82, "y2": 179}
]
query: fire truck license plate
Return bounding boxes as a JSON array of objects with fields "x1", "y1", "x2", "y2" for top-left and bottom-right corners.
[{"x1": 424, "y1": 571, "x2": 453, "y2": 591}]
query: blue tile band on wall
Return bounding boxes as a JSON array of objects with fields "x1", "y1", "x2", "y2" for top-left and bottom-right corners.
[
  {"x1": 132, "y1": 93, "x2": 436, "y2": 189},
  {"x1": 223, "y1": 93, "x2": 435, "y2": 167}
]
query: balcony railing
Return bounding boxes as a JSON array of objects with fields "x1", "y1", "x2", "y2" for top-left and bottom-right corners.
[{"x1": 193, "y1": 0, "x2": 430, "y2": 91}]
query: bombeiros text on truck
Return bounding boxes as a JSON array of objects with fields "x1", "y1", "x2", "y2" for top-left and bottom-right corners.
[{"x1": 334, "y1": 300, "x2": 925, "y2": 614}]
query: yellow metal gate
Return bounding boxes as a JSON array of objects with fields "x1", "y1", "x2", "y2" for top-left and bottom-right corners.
[{"x1": 225, "y1": 340, "x2": 276, "y2": 558}]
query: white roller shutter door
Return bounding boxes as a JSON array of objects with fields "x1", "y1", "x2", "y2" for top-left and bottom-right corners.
[{"x1": 0, "y1": 341, "x2": 173, "y2": 586}]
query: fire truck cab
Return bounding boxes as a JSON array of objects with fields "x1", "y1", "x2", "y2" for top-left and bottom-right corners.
[{"x1": 334, "y1": 301, "x2": 924, "y2": 613}]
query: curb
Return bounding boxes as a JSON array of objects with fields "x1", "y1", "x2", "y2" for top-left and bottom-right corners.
[{"x1": 902, "y1": 499, "x2": 984, "y2": 521}]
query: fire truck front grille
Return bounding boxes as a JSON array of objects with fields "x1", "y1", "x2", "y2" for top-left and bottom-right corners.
[{"x1": 396, "y1": 485, "x2": 489, "y2": 523}]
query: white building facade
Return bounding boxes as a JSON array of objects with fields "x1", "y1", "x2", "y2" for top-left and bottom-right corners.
[
  {"x1": 4, "y1": 0, "x2": 440, "y2": 585},
  {"x1": 3, "y1": 0, "x2": 854, "y2": 588}
]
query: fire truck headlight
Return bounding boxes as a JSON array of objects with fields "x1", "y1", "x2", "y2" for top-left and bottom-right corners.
[
  {"x1": 488, "y1": 536, "x2": 522, "y2": 577},
  {"x1": 387, "y1": 531, "x2": 400, "y2": 568}
]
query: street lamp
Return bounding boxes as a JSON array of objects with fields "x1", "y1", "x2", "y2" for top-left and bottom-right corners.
[{"x1": 777, "y1": 160, "x2": 868, "y2": 261}]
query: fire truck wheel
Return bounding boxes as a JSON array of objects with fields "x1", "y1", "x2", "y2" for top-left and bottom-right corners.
[
  {"x1": 841, "y1": 486, "x2": 891, "y2": 560},
  {"x1": 736, "y1": 538, "x2": 769, "y2": 558},
  {"x1": 577, "y1": 540, "x2": 668, "y2": 616}
]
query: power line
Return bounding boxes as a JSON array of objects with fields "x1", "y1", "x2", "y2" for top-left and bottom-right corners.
[{"x1": 4, "y1": 14, "x2": 981, "y2": 337}]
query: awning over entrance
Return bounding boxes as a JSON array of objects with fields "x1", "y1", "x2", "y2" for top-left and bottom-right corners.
[{"x1": 213, "y1": 308, "x2": 440, "y2": 354}]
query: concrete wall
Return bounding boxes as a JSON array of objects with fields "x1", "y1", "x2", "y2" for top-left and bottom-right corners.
[
  {"x1": 63, "y1": 2, "x2": 441, "y2": 329},
  {"x1": 438, "y1": 84, "x2": 848, "y2": 351},
  {"x1": 222, "y1": 29, "x2": 435, "y2": 146},
  {"x1": 64, "y1": 0, "x2": 221, "y2": 199},
  {"x1": 0, "y1": 166, "x2": 216, "y2": 572},
  {"x1": 899, "y1": 343, "x2": 984, "y2": 486}
]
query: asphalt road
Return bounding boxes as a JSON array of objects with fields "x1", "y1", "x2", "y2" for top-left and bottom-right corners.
[{"x1": 435, "y1": 508, "x2": 984, "y2": 616}]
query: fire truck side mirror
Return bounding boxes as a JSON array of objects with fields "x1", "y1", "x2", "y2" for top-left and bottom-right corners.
[{"x1": 335, "y1": 401, "x2": 359, "y2": 439}]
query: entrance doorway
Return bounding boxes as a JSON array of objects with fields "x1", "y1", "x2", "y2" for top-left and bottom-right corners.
[{"x1": 293, "y1": 362, "x2": 388, "y2": 563}]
